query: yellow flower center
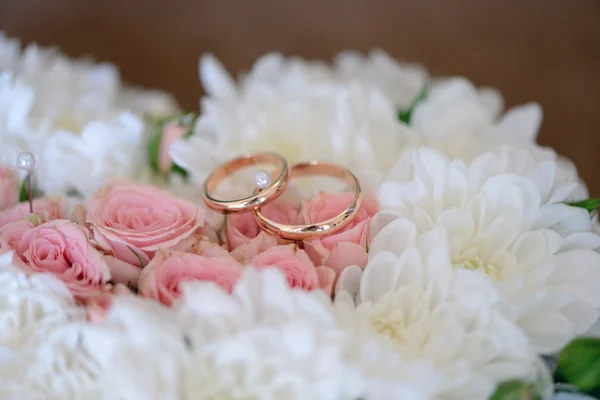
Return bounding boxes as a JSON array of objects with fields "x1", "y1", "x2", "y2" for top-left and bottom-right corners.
[
  {"x1": 53, "y1": 115, "x2": 85, "y2": 134},
  {"x1": 453, "y1": 256, "x2": 500, "y2": 280},
  {"x1": 371, "y1": 316, "x2": 408, "y2": 343}
]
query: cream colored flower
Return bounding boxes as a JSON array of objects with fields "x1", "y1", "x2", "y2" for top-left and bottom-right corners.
[
  {"x1": 333, "y1": 48, "x2": 429, "y2": 110},
  {"x1": 336, "y1": 220, "x2": 542, "y2": 399},
  {"x1": 80, "y1": 295, "x2": 190, "y2": 399},
  {"x1": 410, "y1": 77, "x2": 538, "y2": 157},
  {"x1": 0, "y1": 33, "x2": 179, "y2": 198},
  {"x1": 171, "y1": 53, "x2": 417, "y2": 195},
  {"x1": 0, "y1": 325, "x2": 103, "y2": 400},
  {"x1": 376, "y1": 147, "x2": 600, "y2": 353},
  {"x1": 0, "y1": 252, "x2": 84, "y2": 348},
  {"x1": 0, "y1": 252, "x2": 100, "y2": 399},
  {"x1": 176, "y1": 268, "x2": 438, "y2": 399}
]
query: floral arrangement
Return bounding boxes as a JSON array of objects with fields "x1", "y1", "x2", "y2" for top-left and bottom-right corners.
[{"x1": 0, "y1": 32, "x2": 599, "y2": 400}]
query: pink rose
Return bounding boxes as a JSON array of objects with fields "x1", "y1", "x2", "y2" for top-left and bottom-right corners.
[
  {"x1": 301, "y1": 192, "x2": 380, "y2": 277},
  {"x1": 249, "y1": 244, "x2": 324, "y2": 291},
  {"x1": 158, "y1": 119, "x2": 189, "y2": 173},
  {"x1": 0, "y1": 218, "x2": 111, "y2": 298},
  {"x1": 0, "y1": 197, "x2": 66, "y2": 227},
  {"x1": 172, "y1": 227, "x2": 221, "y2": 253},
  {"x1": 230, "y1": 232, "x2": 278, "y2": 264},
  {"x1": 86, "y1": 283, "x2": 133, "y2": 323},
  {"x1": 138, "y1": 249, "x2": 242, "y2": 306},
  {"x1": 225, "y1": 198, "x2": 299, "y2": 251},
  {"x1": 80, "y1": 182, "x2": 204, "y2": 286},
  {"x1": 170, "y1": 232, "x2": 232, "y2": 260},
  {"x1": 0, "y1": 166, "x2": 19, "y2": 211}
]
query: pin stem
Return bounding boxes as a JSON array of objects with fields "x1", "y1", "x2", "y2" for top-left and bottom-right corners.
[{"x1": 27, "y1": 172, "x2": 33, "y2": 213}]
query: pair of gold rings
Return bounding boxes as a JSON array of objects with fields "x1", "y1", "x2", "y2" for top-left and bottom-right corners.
[{"x1": 202, "y1": 152, "x2": 363, "y2": 240}]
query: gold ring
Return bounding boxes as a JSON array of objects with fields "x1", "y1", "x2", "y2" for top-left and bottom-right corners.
[
  {"x1": 252, "y1": 161, "x2": 363, "y2": 240},
  {"x1": 202, "y1": 152, "x2": 289, "y2": 214}
]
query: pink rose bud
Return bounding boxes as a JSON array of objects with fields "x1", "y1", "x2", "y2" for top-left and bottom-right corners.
[
  {"x1": 230, "y1": 232, "x2": 335, "y2": 295},
  {"x1": 171, "y1": 228, "x2": 223, "y2": 254},
  {"x1": 0, "y1": 219, "x2": 111, "y2": 299},
  {"x1": 300, "y1": 192, "x2": 380, "y2": 277},
  {"x1": 80, "y1": 181, "x2": 204, "y2": 286},
  {"x1": 158, "y1": 120, "x2": 189, "y2": 173},
  {"x1": 250, "y1": 244, "x2": 321, "y2": 291},
  {"x1": 138, "y1": 249, "x2": 242, "y2": 306},
  {"x1": 0, "y1": 166, "x2": 19, "y2": 211},
  {"x1": 230, "y1": 232, "x2": 278, "y2": 264},
  {"x1": 225, "y1": 198, "x2": 299, "y2": 251},
  {"x1": 0, "y1": 197, "x2": 67, "y2": 227}
]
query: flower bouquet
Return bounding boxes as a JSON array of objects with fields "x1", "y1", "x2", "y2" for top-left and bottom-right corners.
[{"x1": 0, "y1": 32, "x2": 599, "y2": 400}]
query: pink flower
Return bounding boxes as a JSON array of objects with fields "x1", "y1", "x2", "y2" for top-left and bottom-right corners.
[
  {"x1": 0, "y1": 166, "x2": 19, "y2": 211},
  {"x1": 224, "y1": 198, "x2": 299, "y2": 251},
  {"x1": 230, "y1": 232, "x2": 278, "y2": 264},
  {"x1": 138, "y1": 249, "x2": 242, "y2": 306},
  {"x1": 86, "y1": 283, "x2": 133, "y2": 323},
  {"x1": 172, "y1": 227, "x2": 222, "y2": 254},
  {"x1": 250, "y1": 244, "x2": 320, "y2": 291},
  {"x1": 300, "y1": 192, "x2": 380, "y2": 277},
  {"x1": 80, "y1": 181, "x2": 204, "y2": 286},
  {"x1": 230, "y1": 232, "x2": 335, "y2": 295},
  {"x1": 0, "y1": 197, "x2": 66, "y2": 227},
  {"x1": 158, "y1": 119, "x2": 189, "y2": 173},
  {"x1": 0, "y1": 218, "x2": 111, "y2": 298}
]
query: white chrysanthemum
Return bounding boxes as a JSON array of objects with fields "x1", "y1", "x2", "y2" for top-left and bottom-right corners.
[
  {"x1": 37, "y1": 113, "x2": 148, "y2": 196},
  {"x1": 467, "y1": 145, "x2": 587, "y2": 204},
  {"x1": 335, "y1": 219, "x2": 542, "y2": 400},
  {"x1": 0, "y1": 324, "x2": 103, "y2": 400},
  {"x1": 192, "y1": 49, "x2": 428, "y2": 110},
  {"x1": 80, "y1": 295, "x2": 190, "y2": 400},
  {"x1": 333, "y1": 49, "x2": 429, "y2": 110},
  {"x1": 376, "y1": 147, "x2": 600, "y2": 353},
  {"x1": 0, "y1": 253, "x2": 100, "y2": 399},
  {"x1": 407, "y1": 78, "x2": 588, "y2": 196},
  {"x1": 0, "y1": 33, "x2": 179, "y2": 198},
  {"x1": 170, "y1": 53, "x2": 417, "y2": 193},
  {"x1": 0, "y1": 32, "x2": 20, "y2": 70},
  {"x1": 175, "y1": 268, "x2": 438, "y2": 400},
  {"x1": 410, "y1": 77, "x2": 537, "y2": 156},
  {"x1": 0, "y1": 252, "x2": 84, "y2": 348}
]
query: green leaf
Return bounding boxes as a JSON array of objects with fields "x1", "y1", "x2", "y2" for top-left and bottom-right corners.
[
  {"x1": 18, "y1": 178, "x2": 28, "y2": 203},
  {"x1": 489, "y1": 380, "x2": 538, "y2": 400},
  {"x1": 126, "y1": 246, "x2": 146, "y2": 268},
  {"x1": 398, "y1": 85, "x2": 429, "y2": 124},
  {"x1": 566, "y1": 198, "x2": 600, "y2": 215},
  {"x1": 171, "y1": 163, "x2": 188, "y2": 178},
  {"x1": 555, "y1": 337, "x2": 600, "y2": 394},
  {"x1": 365, "y1": 239, "x2": 369, "y2": 253},
  {"x1": 147, "y1": 123, "x2": 164, "y2": 174}
]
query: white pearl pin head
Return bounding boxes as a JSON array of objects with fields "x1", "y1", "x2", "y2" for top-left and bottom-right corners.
[
  {"x1": 254, "y1": 169, "x2": 272, "y2": 190},
  {"x1": 16, "y1": 152, "x2": 36, "y2": 172}
]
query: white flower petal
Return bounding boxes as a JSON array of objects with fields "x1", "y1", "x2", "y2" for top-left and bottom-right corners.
[
  {"x1": 199, "y1": 53, "x2": 238, "y2": 99},
  {"x1": 495, "y1": 102, "x2": 542, "y2": 143}
]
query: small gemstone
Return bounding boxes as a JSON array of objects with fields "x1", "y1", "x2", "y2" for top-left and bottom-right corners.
[{"x1": 254, "y1": 170, "x2": 271, "y2": 189}]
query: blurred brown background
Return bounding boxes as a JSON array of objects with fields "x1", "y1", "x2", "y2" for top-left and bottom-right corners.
[{"x1": 1, "y1": 0, "x2": 599, "y2": 193}]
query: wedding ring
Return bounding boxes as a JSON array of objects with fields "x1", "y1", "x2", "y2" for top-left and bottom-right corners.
[
  {"x1": 202, "y1": 152, "x2": 290, "y2": 214},
  {"x1": 252, "y1": 161, "x2": 363, "y2": 240}
]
